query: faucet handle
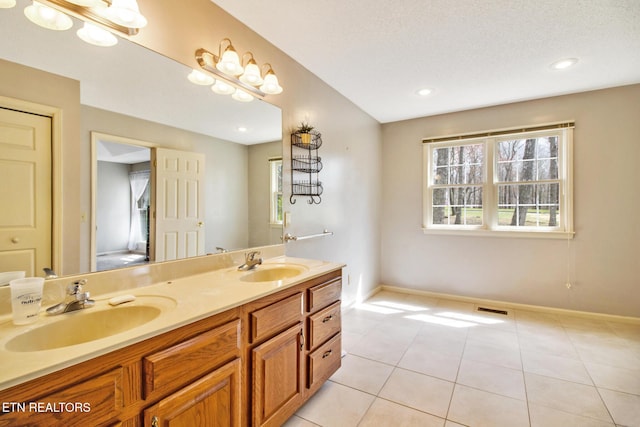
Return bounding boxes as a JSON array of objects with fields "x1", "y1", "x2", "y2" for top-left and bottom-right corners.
[
  {"x1": 247, "y1": 251, "x2": 261, "y2": 261},
  {"x1": 66, "y1": 279, "x2": 87, "y2": 295}
]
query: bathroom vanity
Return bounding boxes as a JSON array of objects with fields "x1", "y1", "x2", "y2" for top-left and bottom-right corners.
[{"x1": 0, "y1": 255, "x2": 343, "y2": 427}]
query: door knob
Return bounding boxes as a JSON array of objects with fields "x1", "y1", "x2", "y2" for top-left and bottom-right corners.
[{"x1": 11, "y1": 237, "x2": 19, "y2": 244}]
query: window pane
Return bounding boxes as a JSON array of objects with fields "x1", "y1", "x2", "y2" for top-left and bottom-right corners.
[
  {"x1": 432, "y1": 144, "x2": 483, "y2": 185},
  {"x1": 432, "y1": 186, "x2": 483, "y2": 225},
  {"x1": 498, "y1": 183, "x2": 560, "y2": 227},
  {"x1": 496, "y1": 136, "x2": 558, "y2": 183}
]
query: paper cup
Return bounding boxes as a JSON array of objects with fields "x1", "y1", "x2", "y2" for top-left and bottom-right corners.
[{"x1": 9, "y1": 277, "x2": 45, "y2": 325}]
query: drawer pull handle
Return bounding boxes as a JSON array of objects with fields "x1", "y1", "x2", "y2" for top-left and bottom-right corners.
[
  {"x1": 322, "y1": 315, "x2": 334, "y2": 323},
  {"x1": 300, "y1": 330, "x2": 305, "y2": 351},
  {"x1": 322, "y1": 349, "x2": 333, "y2": 359},
  {"x1": 151, "y1": 416, "x2": 159, "y2": 427}
]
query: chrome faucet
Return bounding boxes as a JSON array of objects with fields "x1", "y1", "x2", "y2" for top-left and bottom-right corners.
[
  {"x1": 238, "y1": 251, "x2": 262, "y2": 271},
  {"x1": 46, "y1": 279, "x2": 95, "y2": 315}
]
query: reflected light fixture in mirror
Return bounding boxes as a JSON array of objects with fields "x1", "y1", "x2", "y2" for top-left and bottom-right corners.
[
  {"x1": 0, "y1": 0, "x2": 16, "y2": 8},
  {"x1": 19, "y1": 0, "x2": 146, "y2": 47}
]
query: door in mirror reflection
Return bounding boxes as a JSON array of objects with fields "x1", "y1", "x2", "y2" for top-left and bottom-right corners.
[
  {"x1": 0, "y1": 107, "x2": 51, "y2": 276},
  {"x1": 152, "y1": 148, "x2": 205, "y2": 262}
]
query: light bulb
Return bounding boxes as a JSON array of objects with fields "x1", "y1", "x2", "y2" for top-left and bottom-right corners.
[
  {"x1": 77, "y1": 22, "x2": 118, "y2": 47},
  {"x1": 211, "y1": 80, "x2": 235, "y2": 95},
  {"x1": 231, "y1": 88, "x2": 254, "y2": 102},
  {"x1": 105, "y1": 0, "x2": 147, "y2": 28},
  {"x1": 260, "y1": 72, "x2": 283, "y2": 95},
  {"x1": 0, "y1": 0, "x2": 17, "y2": 9},
  {"x1": 239, "y1": 61, "x2": 263, "y2": 86},
  {"x1": 216, "y1": 48, "x2": 243, "y2": 76},
  {"x1": 187, "y1": 70, "x2": 215, "y2": 86},
  {"x1": 24, "y1": 1, "x2": 73, "y2": 31}
]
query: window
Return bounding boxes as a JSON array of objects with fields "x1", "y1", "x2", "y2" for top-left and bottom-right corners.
[
  {"x1": 423, "y1": 123, "x2": 573, "y2": 237},
  {"x1": 269, "y1": 158, "x2": 283, "y2": 225}
]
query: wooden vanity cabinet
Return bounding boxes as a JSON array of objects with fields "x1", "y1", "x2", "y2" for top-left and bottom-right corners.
[
  {"x1": 244, "y1": 269, "x2": 343, "y2": 427},
  {"x1": 0, "y1": 267, "x2": 343, "y2": 427}
]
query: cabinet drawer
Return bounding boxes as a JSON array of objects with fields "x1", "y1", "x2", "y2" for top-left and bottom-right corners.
[
  {"x1": 250, "y1": 292, "x2": 303, "y2": 343},
  {"x1": 308, "y1": 301, "x2": 341, "y2": 350},
  {"x1": 307, "y1": 333, "x2": 341, "y2": 390},
  {"x1": 0, "y1": 368, "x2": 123, "y2": 427},
  {"x1": 143, "y1": 319, "x2": 240, "y2": 398},
  {"x1": 307, "y1": 277, "x2": 341, "y2": 313}
]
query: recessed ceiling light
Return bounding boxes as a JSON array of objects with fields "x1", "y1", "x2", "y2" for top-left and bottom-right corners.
[
  {"x1": 237, "y1": 126, "x2": 248, "y2": 132},
  {"x1": 551, "y1": 58, "x2": 578, "y2": 70},
  {"x1": 416, "y1": 88, "x2": 433, "y2": 96}
]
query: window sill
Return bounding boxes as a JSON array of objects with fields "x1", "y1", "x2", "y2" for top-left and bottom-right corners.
[{"x1": 422, "y1": 227, "x2": 575, "y2": 240}]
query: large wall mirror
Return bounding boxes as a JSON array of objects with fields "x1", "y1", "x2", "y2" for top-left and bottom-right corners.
[{"x1": 0, "y1": 2, "x2": 283, "y2": 277}]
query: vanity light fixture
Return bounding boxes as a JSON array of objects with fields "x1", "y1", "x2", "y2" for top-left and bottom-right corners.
[
  {"x1": 195, "y1": 43, "x2": 283, "y2": 102},
  {"x1": 21, "y1": 0, "x2": 146, "y2": 41}
]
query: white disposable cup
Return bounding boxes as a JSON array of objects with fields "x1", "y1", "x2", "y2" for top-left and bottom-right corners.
[{"x1": 9, "y1": 277, "x2": 45, "y2": 325}]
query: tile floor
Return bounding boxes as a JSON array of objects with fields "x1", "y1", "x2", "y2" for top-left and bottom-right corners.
[{"x1": 284, "y1": 290, "x2": 640, "y2": 427}]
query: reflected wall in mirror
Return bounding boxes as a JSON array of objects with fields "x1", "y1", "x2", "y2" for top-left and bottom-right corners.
[{"x1": 0, "y1": 1, "x2": 283, "y2": 276}]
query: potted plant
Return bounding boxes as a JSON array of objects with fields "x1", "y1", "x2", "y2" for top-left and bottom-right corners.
[{"x1": 296, "y1": 121, "x2": 314, "y2": 145}]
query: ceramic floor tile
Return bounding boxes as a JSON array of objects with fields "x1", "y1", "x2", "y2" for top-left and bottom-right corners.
[
  {"x1": 462, "y1": 339, "x2": 522, "y2": 370},
  {"x1": 586, "y1": 361, "x2": 640, "y2": 395},
  {"x1": 341, "y1": 312, "x2": 381, "y2": 335},
  {"x1": 558, "y1": 315, "x2": 616, "y2": 333},
  {"x1": 607, "y1": 322, "x2": 640, "y2": 342},
  {"x1": 447, "y1": 384, "x2": 529, "y2": 427},
  {"x1": 358, "y1": 398, "x2": 445, "y2": 427},
  {"x1": 466, "y1": 325, "x2": 520, "y2": 350},
  {"x1": 348, "y1": 328, "x2": 414, "y2": 365},
  {"x1": 295, "y1": 381, "x2": 374, "y2": 427},
  {"x1": 529, "y1": 403, "x2": 616, "y2": 427},
  {"x1": 340, "y1": 330, "x2": 364, "y2": 355},
  {"x1": 434, "y1": 299, "x2": 476, "y2": 313},
  {"x1": 282, "y1": 415, "x2": 321, "y2": 427},
  {"x1": 524, "y1": 372, "x2": 613, "y2": 422},
  {"x1": 444, "y1": 421, "x2": 467, "y2": 427},
  {"x1": 378, "y1": 368, "x2": 454, "y2": 418},
  {"x1": 330, "y1": 354, "x2": 394, "y2": 395},
  {"x1": 456, "y1": 358, "x2": 526, "y2": 400},
  {"x1": 521, "y1": 350, "x2": 593, "y2": 385},
  {"x1": 398, "y1": 340, "x2": 462, "y2": 381},
  {"x1": 518, "y1": 331, "x2": 580, "y2": 359},
  {"x1": 598, "y1": 389, "x2": 640, "y2": 427},
  {"x1": 575, "y1": 342, "x2": 640, "y2": 369}
]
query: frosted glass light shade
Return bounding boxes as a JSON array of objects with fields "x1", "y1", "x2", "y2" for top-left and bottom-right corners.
[
  {"x1": 260, "y1": 72, "x2": 283, "y2": 95},
  {"x1": 216, "y1": 49, "x2": 243, "y2": 76},
  {"x1": 0, "y1": 0, "x2": 16, "y2": 9},
  {"x1": 77, "y1": 22, "x2": 117, "y2": 46},
  {"x1": 239, "y1": 61, "x2": 263, "y2": 86},
  {"x1": 211, "y1": 80, "x2": 235, "y2": 95},
  {"x1": 24, "y1": 1, "x2": 73, "y2": 31},
  {"x1": 187, "y1": 70, "x2": 215, "y2": 86},
  {"x1": 105, "y1": 0, "x2": 147, "y2": 28},
  {"x1": 231, "y1": 88, "x2": 254, "y2": 102}
]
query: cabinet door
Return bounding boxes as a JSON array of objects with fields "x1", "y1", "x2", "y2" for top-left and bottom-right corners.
[
  {"x1": 143, "y1": 358, "x2": 241, "y2": 427},
  {"x1": 252, "y1": 323, "x2": 304, "y2": 427}
]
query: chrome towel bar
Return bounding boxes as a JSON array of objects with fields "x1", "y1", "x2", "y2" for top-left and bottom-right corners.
[{"x1": 283, "y1": 229, "x2": 333, "y2": 242}]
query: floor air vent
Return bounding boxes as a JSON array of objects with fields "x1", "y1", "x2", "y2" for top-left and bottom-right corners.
[{"x1": 476, "y1": 306, "x2": 509, "y2": 316}]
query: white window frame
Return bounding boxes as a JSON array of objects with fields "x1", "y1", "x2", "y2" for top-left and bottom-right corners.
[
  {"x1": 423, "y1": 124, "x2": 574, "y2": 239},
  {"x1": 269, "y1": 158, "x2": 283, "y2": 225}
]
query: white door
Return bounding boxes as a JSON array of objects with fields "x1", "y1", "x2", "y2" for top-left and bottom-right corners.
[
  {"x1": 0, "y1": 107, "x2": 52, "y2": 276},
  {"x1": 152, "y1": 148, "x2": 205, "y2": 262}
]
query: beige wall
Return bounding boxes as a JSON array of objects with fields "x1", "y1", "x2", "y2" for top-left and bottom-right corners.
[
  {"x1": 381, "y1": 84, "x2": 640, "y2": 317},
  {"x1": 130, "y1": 0, "x2": 383, "y2": 306},
  {"x1": 0, "y1": 58, "x2": 82, "y2": 276}
]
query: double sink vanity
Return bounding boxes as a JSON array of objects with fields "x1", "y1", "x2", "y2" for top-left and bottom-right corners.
[{"x1": 0, "y1": 248, "x2": 344, "y2": 426}]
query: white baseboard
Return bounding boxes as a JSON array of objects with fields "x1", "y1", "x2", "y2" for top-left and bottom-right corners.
[{"x1": 351, "y1": 284, "x2": 640, "y2": 325}]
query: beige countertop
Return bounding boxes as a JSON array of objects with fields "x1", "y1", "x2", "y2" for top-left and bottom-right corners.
[{"x1": 0, "y1": 256, "x2": 344, "y2": 391}]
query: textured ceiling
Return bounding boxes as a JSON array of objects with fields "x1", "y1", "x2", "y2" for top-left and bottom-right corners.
[{"x1": 212, "y1": 0, "x2": 640, "y2": 123}]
